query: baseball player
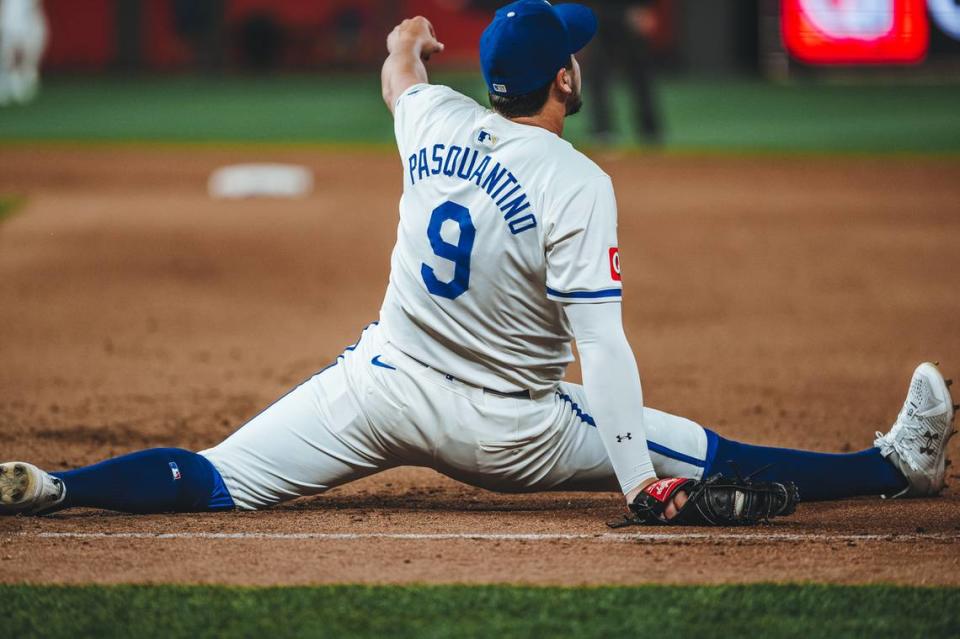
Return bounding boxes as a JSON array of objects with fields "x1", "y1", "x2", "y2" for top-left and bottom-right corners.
[
  {"x1": 0, "y1": 0, "x2": 47, "y2": 106},
  {"x1": 1, "y1": 2, "x2": 956, "y2": 525}
]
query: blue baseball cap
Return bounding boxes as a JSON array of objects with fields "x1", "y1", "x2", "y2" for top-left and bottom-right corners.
[{"x1": 480, "y1": 1, "x2": 597, "y2": 97}]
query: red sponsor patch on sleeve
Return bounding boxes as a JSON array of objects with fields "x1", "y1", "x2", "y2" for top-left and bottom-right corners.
[{"x1": 609, "y1": 247, "x2": 621, "y2": 282}]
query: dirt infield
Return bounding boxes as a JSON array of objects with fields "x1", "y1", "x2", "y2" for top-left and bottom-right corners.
[{"x1": 1, "y1": 147, "x2": 958, "y2": 586}]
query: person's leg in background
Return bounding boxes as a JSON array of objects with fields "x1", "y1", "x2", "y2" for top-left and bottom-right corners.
[
  {"x1": 14, "y1": 8, "x2": 47, "y2": 104},
  {"x1": 0, "y1": 36, "x2": 16, "y2": 106},
  {"x1": 624, "y1": 33, "x2": 662, "y2": 145},
  {"x1": 586, "y1": 10, "x2": 616, "y2": 142}
]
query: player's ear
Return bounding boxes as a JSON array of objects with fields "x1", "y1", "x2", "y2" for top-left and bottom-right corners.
[{"x1": 554, "y1": 66, "x2": 573, "y2": 96}]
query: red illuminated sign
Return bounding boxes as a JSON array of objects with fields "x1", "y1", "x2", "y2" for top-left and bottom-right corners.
[{"x1": 782, "y1": 0, "x2": 929, "y2": 64}]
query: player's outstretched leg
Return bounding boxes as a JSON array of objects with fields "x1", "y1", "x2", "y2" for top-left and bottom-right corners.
[
  {"x1": 707, "y1": 439, "x2": 910, "y2": 500},
  {"x1": 540, "y1": 389, "x2": 912, "y2": 501},
  {"x1": 1, "y1": 323, "x2": 404, "y2": 516},
  {"x1": 711, "y1": 362, "x2": 956, "y2": 500},
  {"x1": 0, "y1": 448, "x2": 234, "y2": 516},
  {"x1": 546, "y1": 362, "x2": 955, "y2": 502}
]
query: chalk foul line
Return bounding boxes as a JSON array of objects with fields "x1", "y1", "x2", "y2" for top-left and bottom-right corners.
[{"x1": 13, "y1": 531, "x2": 960, "y2": 543}]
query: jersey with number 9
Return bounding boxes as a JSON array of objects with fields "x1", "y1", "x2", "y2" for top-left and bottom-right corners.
[{"x1": 379, "y1": 84, "x2": 623, "y2": 394}]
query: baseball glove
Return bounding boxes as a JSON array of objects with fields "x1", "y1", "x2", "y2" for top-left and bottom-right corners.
[{"x1": 609, "y1": 473, "x2": 800, "y2": 527}]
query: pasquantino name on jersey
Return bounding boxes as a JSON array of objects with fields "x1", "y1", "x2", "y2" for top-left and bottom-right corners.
[{"x1": 407, "y1": 140, "x2": 537, "y2": 236}]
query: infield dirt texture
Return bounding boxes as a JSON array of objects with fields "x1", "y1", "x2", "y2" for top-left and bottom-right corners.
[{"x1": 0, "y1": 146, "x2": 958, "y2": 588}]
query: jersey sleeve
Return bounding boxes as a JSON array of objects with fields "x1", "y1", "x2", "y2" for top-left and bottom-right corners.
[
  {"x1": 393, "y1": 83, "x2": 475, "y2": 159},
  {"x1": 544, "y1": 175, "x2": 623, "y2": 304}
]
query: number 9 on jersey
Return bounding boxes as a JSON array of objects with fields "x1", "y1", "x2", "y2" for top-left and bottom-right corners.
[{"x1": 420, "y1": 201, "x2": 476, "y2": 300}]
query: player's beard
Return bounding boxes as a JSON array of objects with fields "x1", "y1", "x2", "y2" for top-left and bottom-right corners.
[{"x1": 565, "y1": 90, "x2": 583, "y2": 116}]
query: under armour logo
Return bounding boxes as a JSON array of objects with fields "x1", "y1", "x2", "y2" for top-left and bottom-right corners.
[
  {"x1": 615, "y1": 433, "x2": 632, "y2": 443},
  {"x1": 919, "y1": 430, "x2": 940, "y2": 455}
]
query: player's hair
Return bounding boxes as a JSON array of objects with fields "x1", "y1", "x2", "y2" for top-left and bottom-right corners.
[{"x1": 488, "y1": 58, "x2": 574, "y2": 119}]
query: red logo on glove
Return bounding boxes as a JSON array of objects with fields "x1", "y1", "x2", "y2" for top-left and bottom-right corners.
[
  {"x1": 645, "y1": 477, "x2": 687, "y2": 503},
  {"x1": 609, "y1": 247, "x2": 621, "y2": 281}
]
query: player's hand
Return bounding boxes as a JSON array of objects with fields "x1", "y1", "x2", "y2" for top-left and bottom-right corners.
[
  {"x1": 627, "y1": 477, "x2": 687, "y2": 519},
  {"x1": 614, "y1": 475, "x2": 800, "y2": 527},
  {"x1": 387, "y1": 16, "x2": 445, "y2": 61}
]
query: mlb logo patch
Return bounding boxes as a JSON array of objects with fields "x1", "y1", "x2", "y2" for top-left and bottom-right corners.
[
  {"x1": 492, "y1": 83, "x2": 507, "y2": 93},
  {"x1": 169, "y1": 462, "x2": 182, "y2": 481},
  {"x1": 609, "y1": 247, "x2": 621, "y2": 281},
  {"x1": 477, "y1": 130, "x2": 497, "y2": 147}
]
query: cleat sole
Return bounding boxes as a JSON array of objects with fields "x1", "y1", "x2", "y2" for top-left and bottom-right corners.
[{"x1": 0, "y1": 462, "x2": 36, "y2": 508}]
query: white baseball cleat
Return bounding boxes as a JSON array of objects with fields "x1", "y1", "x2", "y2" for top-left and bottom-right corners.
[
  {"x1": 874, "y1": 362, "x2": 957, "y2": 498},
  {"x1": 0, "y1": 462, "x2": 66, "y2": 515}
]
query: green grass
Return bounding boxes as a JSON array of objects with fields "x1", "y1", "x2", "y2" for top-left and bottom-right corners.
[
  {"x1": 656, "y1": 80, "x2": 960, "y2": 154},
  {"x1": 0, "y1": 74, "x2": 958, "y2": 153},
  {"x1": 1, "y1": 584, "x2": 957, "y2": 638},
  {"x1": 0, "y1": 195, "x2": 24, "y2": 223}
]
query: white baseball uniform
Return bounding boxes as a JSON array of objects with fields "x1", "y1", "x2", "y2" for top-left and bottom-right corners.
[
  {"x1": 0, "y1": 0, "x2": 47, "y2": 106},
  {"x1": 201, "y1": 85, "x2": 715, "y2": 510}
]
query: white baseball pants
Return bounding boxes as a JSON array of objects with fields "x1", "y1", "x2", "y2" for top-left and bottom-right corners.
[{"x1": 201, "y1": 323, "x2": 714, "y2": 510}]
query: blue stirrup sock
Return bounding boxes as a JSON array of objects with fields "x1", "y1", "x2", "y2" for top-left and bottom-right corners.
[
  {"x1": 52, "y1": 448, "x2": 234, "y2": 513},
  {"x1": 705, "y1": 432, "x2": 907, "y2": 501},
  {"x1": 46, "y1": 439, "x2": 908, "y2": 510}
]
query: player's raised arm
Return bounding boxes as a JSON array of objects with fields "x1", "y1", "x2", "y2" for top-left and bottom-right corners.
[{"x1": 381, "y1": 16, "x2": 445, "y2": 115}]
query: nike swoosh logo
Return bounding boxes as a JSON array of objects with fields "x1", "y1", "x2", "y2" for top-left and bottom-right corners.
[{"x1": 371, "y1": 355, "x2": 396, "y2": 370}]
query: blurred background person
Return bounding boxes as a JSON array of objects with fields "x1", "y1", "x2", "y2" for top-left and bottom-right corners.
[
  {"x1": 586, "y1": 0, "x2": 662, "y2": 145},
  {"x1": 171, "y1": 0, "x2": 224, "y2": 73},
  {"x1": 0, "y1": 0, "x2": 47, "y2": 106}
]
